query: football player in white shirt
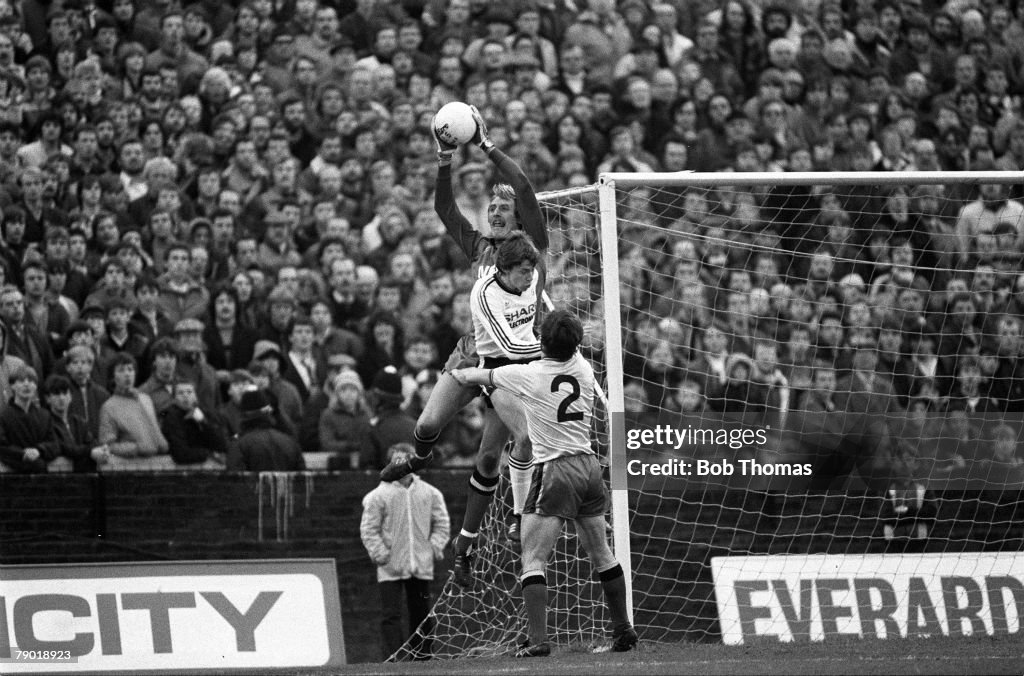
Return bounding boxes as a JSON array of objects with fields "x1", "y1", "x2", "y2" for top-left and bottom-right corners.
[
  {"x1": 432, "y1": 232, "x2": 542, "y2": 585},
  {"x1": 452, "y1": 311, "x2": 637, "y2": 657},
  {"x1": 382, "y1": 111, "x2": 547, "y2": 564}
]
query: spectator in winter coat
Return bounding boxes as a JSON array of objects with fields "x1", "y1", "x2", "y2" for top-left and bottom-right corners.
[
  {"x1": 0, "y1": 365, "x2": 59, "y2": 472},
  {"x1": 361, "y1": 442, "x2": 450, "y2": 659},
  {"x1": 367, "y1": 366, "x2": 416, "y2": 471},
  {"x1": 227, "y1": 389, "x2": 305, "y2": 471},
  {"x1": 43, "y1": 374, "x2": 106, "y2": 473},
  {"x1": 319, "y1": 368, "x2": 372, "y2": 469},
  {"x1": 161, "y1": 379, "x2": 228, "y2": 467}
]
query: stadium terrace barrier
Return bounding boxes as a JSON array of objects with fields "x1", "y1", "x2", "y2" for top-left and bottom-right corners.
[{"x1": 1, "y1": 472, "x2": 1022, "y2": 661}]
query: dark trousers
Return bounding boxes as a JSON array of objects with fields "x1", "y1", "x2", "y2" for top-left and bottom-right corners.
[{"x1": 379, "y1": 577, "x2": 433, "y2": 660}]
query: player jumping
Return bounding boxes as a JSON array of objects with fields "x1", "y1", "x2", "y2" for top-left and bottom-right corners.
[
  {"x1": 380, "y1": 106, "x2": 548, "y2": 581},
  {"x1": 452, "y1": 310, "x2": 637, "y2": 656}
]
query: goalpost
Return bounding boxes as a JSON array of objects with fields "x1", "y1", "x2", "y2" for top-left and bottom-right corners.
[{"x1": 391, "y1": 170, "x2": 1024, "y2": 660}]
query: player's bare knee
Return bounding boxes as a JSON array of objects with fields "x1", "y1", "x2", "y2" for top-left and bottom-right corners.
[
  {"x1": 415, "y1": 420, "x2": 440, "y2": 440},
  {"x1": 511, "y1": 437, "x2": 532, "y2": 462},
  {"x1": 588, "y1": 544, "x2": 617, "y2": 572},
  {"x1": 476, "y1": 451, "x2": 501, "y2": 476}
]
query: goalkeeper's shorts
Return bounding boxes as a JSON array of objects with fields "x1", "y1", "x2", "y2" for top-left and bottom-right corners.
[
  {"x1": 443, "y1": 334, "x2": 479, "y2": 373},
  {"x1": 525, "y1": 453, "x2": 608, "y2": 520}
]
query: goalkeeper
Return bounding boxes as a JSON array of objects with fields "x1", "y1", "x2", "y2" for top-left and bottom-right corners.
[
  {"x1": 381, "y1": 106, "x2": 548, "y2": 563},
  {"x1": 452, "y1": 311, "x2": 637, "y2": 657}
]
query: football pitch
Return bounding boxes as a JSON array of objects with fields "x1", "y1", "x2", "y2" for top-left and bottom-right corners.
[{"x1": 314, "y1": 633, "x2": 1023, "y2": 676}]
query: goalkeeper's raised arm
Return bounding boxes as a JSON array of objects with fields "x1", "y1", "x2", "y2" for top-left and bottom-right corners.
[
  {"x1": 381, "y1": 108, "x2": 552, "y2": 493},
  {"x1": 433, "y1": 106, "x2": 548, "y2": 266}
]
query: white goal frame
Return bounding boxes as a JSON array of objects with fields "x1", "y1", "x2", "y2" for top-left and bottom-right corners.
[{"x1": 595, "y1": 169, "x2": 1024, "y2": 628}]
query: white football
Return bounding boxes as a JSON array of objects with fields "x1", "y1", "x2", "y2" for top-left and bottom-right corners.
[{"x1": 434, "y1": 101, "x2": 477, "y2": 146}]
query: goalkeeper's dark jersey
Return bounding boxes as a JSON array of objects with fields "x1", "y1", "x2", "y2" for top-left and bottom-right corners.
[{"x1": 434, "y1": 149, "x2": 548, "y2": 285}]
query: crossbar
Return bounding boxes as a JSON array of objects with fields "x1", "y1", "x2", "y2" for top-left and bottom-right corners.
[{"x1": 599, "y1": 170, "x2": 1024, "y2": 188}]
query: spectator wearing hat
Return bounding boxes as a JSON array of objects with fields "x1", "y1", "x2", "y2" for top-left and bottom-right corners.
[
  {"x1": 251, "y1": 340, "x2": 303, "y2": 433},
  {"x1": 98, "y1": 352, "x2": 169, "y2": 461},
  {"x1": 319, "y1": 368, "x2": 372, "y2": 470},
  {"x1": 298, "y1": 351, "x2": 359, "y2": 453},
  {"x1": 0, "y1": 365, "x2": 59, "y2": 473},
  {"x1": 256, "y1": 206, "x2": 304, "y2": 275},
  {"x1": 157, "y1": 242, "x2": 211, "y2": 325},
  {"x1": 173, "y1": 317, "x2": 220, "y2": 413},
  {"x1": 282, "y1": 313, "x2": 327, "y2": 402},
  {"x1": 367, "y1": 365, "x2": 416, "y2": 471},
  {"x1": 226, "y1": 389, "x2": 305, "y2": 472},
  {"x1": 161, "y1": 377, "x2": 228, "y2": 466}
]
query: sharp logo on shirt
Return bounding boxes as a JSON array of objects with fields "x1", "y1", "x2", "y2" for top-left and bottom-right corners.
[{"x1": 507, "y1": 304, "x2": 535, "y2": 328}]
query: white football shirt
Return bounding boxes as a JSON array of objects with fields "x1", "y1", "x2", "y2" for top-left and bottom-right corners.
[
  {"x1": 470, "y1": 270, "x2": 542, "y2": 361},
  {"x1": 491, "y1": 353, "x2": 595, "y2": 464}
]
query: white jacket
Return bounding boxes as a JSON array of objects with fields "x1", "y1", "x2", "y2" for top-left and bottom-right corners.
[{"x1": 360, "y1": 477, "x2": 450, "y2": 582}]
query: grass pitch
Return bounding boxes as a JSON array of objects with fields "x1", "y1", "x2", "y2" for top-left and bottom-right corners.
[{"x1": 312, "y1": 632, "x2": 1023, "y2": 676}]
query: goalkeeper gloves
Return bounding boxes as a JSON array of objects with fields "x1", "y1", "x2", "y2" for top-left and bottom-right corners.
[
  {"x1": 469, "y1": 105, "x2": 494, "y2": 152},
  {"x1": 431, "y1": 114, "x2": 457, "y2": 164}
]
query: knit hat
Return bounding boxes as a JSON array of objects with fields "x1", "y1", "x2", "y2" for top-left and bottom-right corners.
[
  {"x1": 327, "y1": 352, "x2": 358, "y2": 369},
  {"x1": 239, "y1": 390, "x2": 273, "y2": 419},
  {"x1": 229, "y1": 369, "x2": 255, "y2": 384},
  {"x1": 174, "y1": 318, "x2": 205, "y2": 334},
  {"x1": 254, "y1": 340, "x2": 286, "y2": 370},
  {"x1": 371, "y1": 366, "x2": 404, "y2": 401},
  {"x1": 266, "y1": 285, "x2": 296, "y2": 308},
  {"x1": 332, "y1": 369, "x2": 364, "y2": 393}
]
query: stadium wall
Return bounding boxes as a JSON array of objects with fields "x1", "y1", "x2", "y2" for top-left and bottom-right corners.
[{"x1": 1, "y1": 473, "x2": 1022, "y2": 661}]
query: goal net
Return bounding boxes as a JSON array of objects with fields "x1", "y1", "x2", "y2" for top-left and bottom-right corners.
[
  {"x1": 389, "y1": 186, "x2": 612, "y2": 661},
  {"x1": 392, "y1": 170, "x2": 1024, "y2": 659}
]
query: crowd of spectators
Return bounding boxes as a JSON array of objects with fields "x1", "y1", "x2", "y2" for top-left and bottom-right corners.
[{"x1": 0, "y1": 0, "x2": 1021, "y2": 480}]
